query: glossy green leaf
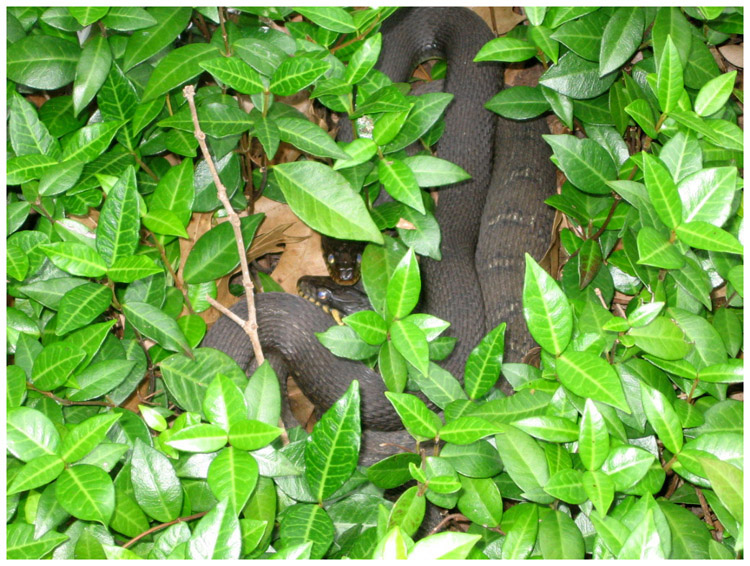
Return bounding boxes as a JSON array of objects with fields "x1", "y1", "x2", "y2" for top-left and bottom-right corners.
[
  {"x1": 7, "y1": 407, "x2": 61, "y2": 462},
  {"x1": 206, "y1": 447, "x2": 258, "y2": 514},
  {"x1": 439, "y1": 416, "x2": 501, "y2": 445},
  {"x1": 522, "y1": 254, "x2": 573, "y2": 355},
  {"x1": 378, "y1": 158, "x2": 424, "y2": 213},
  {"x1": 56, "y1": 283, "x2": 111, "y2": 336},
  {"x1": 61, "y1": 120, "x2": 124, "y2": 164},
  {"x1": 642, "y1": 152, "x2": 683, "y2": 229},
  {"x1": 122, "y1": 302, "x2": 190, "y2": 354},
  {"x1": 387, "y1": 485, "x2": 425, "y2": 539},
  {"x1": 270, "y1": 53, "x2": 330, "y2": 96},
  {"x1": 122, "y1": 7, "x2": 192, "y2": 71},
  {"x1": 60, "y1": 412, "x2": 122, "y2": 463},
  {"x1": 278, "y1": 504, "x2": 334, "y2": 559},
  {"x1": 39, "y1": 242, "x2": 107, "y2": 277},
  {"x1": 386, "y1": 248, "x2": 421, "y2": 320},
  {"x1": 7, "y1": 35, "x2": 80, "y2": 90},
  {"x1": 7, "y1": 454, "x2": 65, "y2": 495},
  {"x1": 401, "y1": 155, "x2": 470, "y2": 187},
  {"x1": 67, "y1": 359, "x2": 136, "y2": 401},
  {"x1": 9, "y1": 92, "x2": 59, "y2": 158},
  {"x1": 385, "y1": 392, "x2": 441, "y2": 439},
  {"x1": 274, "y1": 161, "x2": 382, "y2": 243},
  {"x1": 55, "y1": 464, "x2": 115, "y2": 524},
  {"x1": 636, "y1": 226, "x2": 685, "y2": 270},
  {"x1": 474, "y1": 37, "x2": 537, "y2": 63},
  {"x1": 540, "y1": 51, "x2": 618, "y2": 99},
  {"x1": 544, "y1": 468, "x2": 587, "y2": 504},
  {"x1": 599, "y1": 7, "x2": 645, "y2": 76},
  {"x1": 640, "y1": 382, "x2": 683, "y2": 454},
  {"x1": 390, "y1": 320, "x2": 429, "y2": 377},
  {"x1": 601, "y1": 445, "x2": 655, "y2": 491},
  {"x1": 557, "y1": 350, "x2": 630, "y2": 413},
  {"x1": 275, "y1": 116, "x2": 350, "y2": 160},
  {"x1": 101, "y1": 7, "x2": 157, "y2": 31},
  {"x1": 657, "y1": 35, "x2": 684, "y2": 113},
  {"x1": 142, "y1": 43, "x2": 220, "y2": 101},
  {"x1": 495, "y1": 425, "x2": 553, "y2": 504},
  {"x1": 73, "y1": 36, "x2": 112, "y2": 116},
  {"x1": 543, "y1": 134, "x2": 616, "y2": 195},
  {"x1": 383, "y1": 92, "x2": 452, "y2": 153},
  {"x1": 305, "y1": 381, "x2": 361, "y2": 502},
  {"x1": 295, "y1": 7, "x2": 356, "y2": 32},
  {"x1": 182, "y1": 214, "x2": 263, "y2": 284},
  {"x1": 343, "y1": 310, "x2": 387, "y2": 345},
  {"x1": 228, "y1": 419, "x2": 283, "y2": 451},
  {"x1": 675, "y1": 221, "x2": 743, "y2": 254},
  {"x1": 29, "y1": 342, "x2": 84, "y2": 391},
  {"x1": 344, "y1": 32, "x2": 381, "y2": 84},
  {"x1": 457, "y1": 476, "x2": 503, "y2": 527},
  {"x1": 464, "y1": 322, "x2": 505, "y2": 400},
  {"x1": 485, "y1": 85, "x2": 550, "y2": 119},
  {"x1": 538, "y1": 509, "x2": 585, "y2": 559},
  {"x1": 96, "y1": 166, "x2": 140, "y2": 266},
  {"x1": 678, "y1": 167, "x2": 737, "y2": 226},
  {"x1": 199, "y1": 56, "x2": 266, "y2": 95},
  {"x1": 702, "y1": 458, "x2": 743, "y2": 526},
  {"x1": 694, "y1": 71, "x2": 737, "y2": 117},
  {"x1": 107, "y1": 256, "x2": 163, "y2": 283},
  {"x1": 624, "y1": 99, "x2": 659, "y2": 139}
]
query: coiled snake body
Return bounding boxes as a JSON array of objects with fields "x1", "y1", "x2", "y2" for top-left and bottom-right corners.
[{"x1": 202, "y1": 7, "x2": 555, "y2": 461}]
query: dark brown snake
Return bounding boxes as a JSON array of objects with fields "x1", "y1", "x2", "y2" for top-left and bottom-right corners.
[{"x1": 202, "y1": 7, "x2": 556, "y2": 465}]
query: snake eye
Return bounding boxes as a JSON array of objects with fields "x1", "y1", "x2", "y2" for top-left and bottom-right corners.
[
  {"x1": 327, "y1": 253, "x2": 336, "y2": 264},
  {"x1": 317, "y1": 289, "x2": 330, "y2": 301},
  {"x1": 356, "y1": 253, "x2": 362, "y2": 264}
]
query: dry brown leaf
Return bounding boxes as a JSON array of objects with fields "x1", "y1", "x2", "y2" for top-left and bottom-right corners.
[
  {"x1": 719, "y1": 43, "x2": 743, "y2": 69},
  {"x1": 473, "y1": 7, "x2": 526, "y2": 36}
]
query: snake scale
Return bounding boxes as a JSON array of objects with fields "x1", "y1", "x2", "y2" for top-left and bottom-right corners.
[{"x1": 202, "y1": 7, "x2": 556, "y2": 464}]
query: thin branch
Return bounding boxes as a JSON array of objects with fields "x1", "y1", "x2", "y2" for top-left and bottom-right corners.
[
  {"x1": 27, "y1": 384, "x2": 114, "y2": 408},
  {"x1": 122, "y1": 511, "x2": 208, "y2": 548},
  {"x1": 183, "y1": 85, "x2": 265, "y2": 365}
]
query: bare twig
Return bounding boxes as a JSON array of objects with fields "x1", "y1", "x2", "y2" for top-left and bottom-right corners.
[
  {"x1": 123, "y1": 511, "x2": 208, "y2": 548},
  {"x1": 183, "y1": 85, "x2": 265, "y2": 365}
]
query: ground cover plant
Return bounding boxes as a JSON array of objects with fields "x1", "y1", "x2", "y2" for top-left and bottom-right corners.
[{"x1": 6, "y1": 5, "x2": 744, "y2": 559}]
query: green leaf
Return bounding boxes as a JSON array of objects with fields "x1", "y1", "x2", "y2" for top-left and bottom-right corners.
[
  {"x1": 7, "y1": 154, "x2": 57, "y2": 185},
  {"x1": 344, "y1": 33, "x2": 381, "y2": 84},
  {"x1": 640, "y1": 382, "x2": 684, "y2": 454},
  {"x1": 62, "y1": 120, "x2": 124, "y2": 164},
  {"x1": 273, "y1": 161, "x2": 382, "y2": 244},
  {"x1": 203, "y1": 374, "x2": 246, "y2": 431},
  {"x1": 270, "y1": 53, "x2": 330, "y2": 97},
  {"x1": 275, "y1": 116, "x2": 350, "y2": 160},
  {"x1": 642, "y1": 152, "x2": 683, "y2": 229},
  {"x1": 599, "y1": 7, "x2": 645, "y2": 76},
  {"x1": 96, "y1": 166, "x2": 140, "y2": 266},
  {"x1": 68, "y1": 7, "x2": 109, "y2": 26},
  {"x1": 160, "y1": 349, "x2": 246, "y2": 415},
  {"x1": 60, "y1": 412, "x2": 122, "y2": 463},
  {"x1": 544, "y1": 469, "x2": 587, "y2": 504},
  {"x1": 187, "y1": 499, "x2": 241, "y2": 560},
  {"x1": 131, "y1": 439, "x2": 183, "y2": 522},
  {"x1": 387, "y1": 486, "x2": 425, "y2": 539},
  {"x1": 522, "y1": 254, "x2": 573, "y2": 355},
  {"x1": 464, "y1": 322, "x2": 505, "y2": 400},
  {"x1": 343, "y1": 310, "x2": 387, "y2": 345},
  {"x1": 7, "y1": 34, "x2": 80, "y2": 90},
  {"x1": 199, "y1": 56, "x2": 266, "y2": 95},
  {"x1": 543, "y1": 134, "x2": 616, "y2": 195},
  {"x1": 669, "y1": 110, "x2": 743, "y2": 152},
  {"x1": 401, "y1": 155, "x2": 470, "y2": 187},
  {"x1": 494, "y1": 425, "x2": 553, "y2": 504},
  {"x1": 9, "y1": 92, "x2": 59, "y2": 158},
  {"x1": 675, "y1": 221, "x2": 743, "y2": 254},
  {"x1": 295, "y1": 7, "x2": 356, "y2": 32},
  {"x1": 386, "y1": 248, "x2": 421, "y2": 320},
  {"x1": 233, "y1": 37, "x2": 286, "y2": 77},
  {"x1": 305, "y1": 380, "x2": 361, "y2": 502},
  {"x1": 107, "y1": 256, "x2": 163, "y2": 283},
  {"x1": 167, "y1": 423, "x2": 227, "y2": 452},
  {"x1": 527, "y1": 24, "x2": 559, "y2": 65},
  {"x1": 618, "y1": 509, "x2": 664, "y2": 559},
  {"x1": 383, "y1": 92, "x2": 452, "y2": 153},
  {"x1": 457, "y1": 476, "x2": 503, "y2": 527},
  {"x1": 228, "y1": 419, "x2": 282, "y2": 451},
  {"x1": 601, "y1": 445, "x2": 655, "y2": 491},
  {"x1": 73, "y1": 36, "x2": 112, "y2": 116},
  {"x1": 408, "y1": 532, "x2": 482, "y2": 560},
  {"x1": 474, "y1": 37, "x2": 537, "y2": 63},
  {"x1": 278, "y1": 504, "x2": 334, "y2": 559},
  {"x1": 550, "y1": 11, "x2": 606, "y2": 62},
  {"x1": 101, "y1": 7, "x2": 157, "y2": 31},
  {"x1": 578, "y1": 399, "x2": 609, "y2": 471},
  {"x1": 439, "y1": 416, "x2": 501, "y2": 445},
  {"x1": 56, "y1": 464, "x2": 115, "y2": 524},
  {"x1": 485, "y1": 85, "x2": 550, "y2": 119},
  {"x1": 538, "y1": 510, "x2": 586, "y2": 559},
  {"x1": 7, "y1": 454, "x2": 65, "y2": 495},
  {"x1": 385, "y1": 392, "x2": 441, "y2": 439},
  {"x1": 206, "y1": 446, "x2": 258, "y2": 514},
  {"x1": 182, "y1": 214, "x2": 264, "y2": 284},
  {"x1": 390, "y1": 320, "x2": 429, "y2": 377},
  {"x1": 694, "y1": 71, "x2": 737, "y2": 117},
  {"x1": 7, "y1": 524, "x2": 68, "y2": 559},
  {"x1": 540, "y1": 51, "x2": 618, "y2": 99},
  {"x1": 316, "y1": 325, "x2": 380, "y2": 361},
  {"x1": 378, "y1": 158, "x2": 424, "y2": 213},
  {"x1": 657, "y1": 35, "x2": 684, "y2": 113},
  {"x1": 583, "y1": 470, "x2": 614, "y2": 514},
  {"x1": 636, "y1": 226, "x2": 685, "y2": 270},
  {"x1": 702, "y1": 458, "x2": 743, "y2": 526},
  {"x1": 143, "y1": 209, "x2": 189, "y2": 238},
  {"x1": 122, "y1": 7, "x2": 192, "y2": 71},
  {"x1": 39, "y1": 242, "x2": 107, "y2": 277},
  {"x1": 679, "y1": 167, "x2": 737, "y2": 226},
  {"x1": 7, "y1": 244, "x2": 29, "y2": 281},
  {"x1": 56, "y1": 283, "x2": 112, "y2": 336},
  {"x1": 698, "y1": 359, "x2": 743, "y2": 384},
  {"x1": 30, "y1": 342, "x2": 85, "y2": 391},
  {"x1": 7, "y1": 407, "x2": 61, "y2": 462},
  {"x1": 38, "y1": 159, "x2": 85, "y2": 197},
  {"x1": 501, "y1": 503, "x2": 539, "y2": 559},
  {"x1": 557, "y1": 350, "x2": 630, "y2": 413},
  {"x1": 142, "y1": 43, "x2": 220, "y2": 102},
  {"x1": 123, "y1": 302, "x2": 190, "y2": 354},
  {"x1": 624, "y1": 99, "x2": 659, "y2": 139},
  {"x1": 67, "y1": 359, "x2": 136, "y2": 401}
]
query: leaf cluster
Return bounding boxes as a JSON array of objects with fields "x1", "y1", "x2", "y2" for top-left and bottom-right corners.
[{"x1": 6, "y1": 5, "x2": 743, "y2": 560}]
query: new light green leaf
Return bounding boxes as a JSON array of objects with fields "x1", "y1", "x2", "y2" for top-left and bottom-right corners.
[
  {"x1": 657, "y1": 35, "x2": 684, "y2": 113},
  {"x1": 640, "y1": 382, "x2": 684, "y2": 454},
  {"x1": 122, "y1": 7, "x2": 192, "y2": 71},
  {"x1": 73, "y1": 36, "x2": 112, "y2": 116},
  {"x1": 694, "y1": 71, "x2": 737, "y2": 116},
  {"x1": 556, "y1": 350, "x2": 630, "y2": 413},
  {"x1": 142, "y1": 43, "x2": 221, "y2": 101},
  {"x1": 599, "y1": 7, "x2": 645, "y2": 76}
]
